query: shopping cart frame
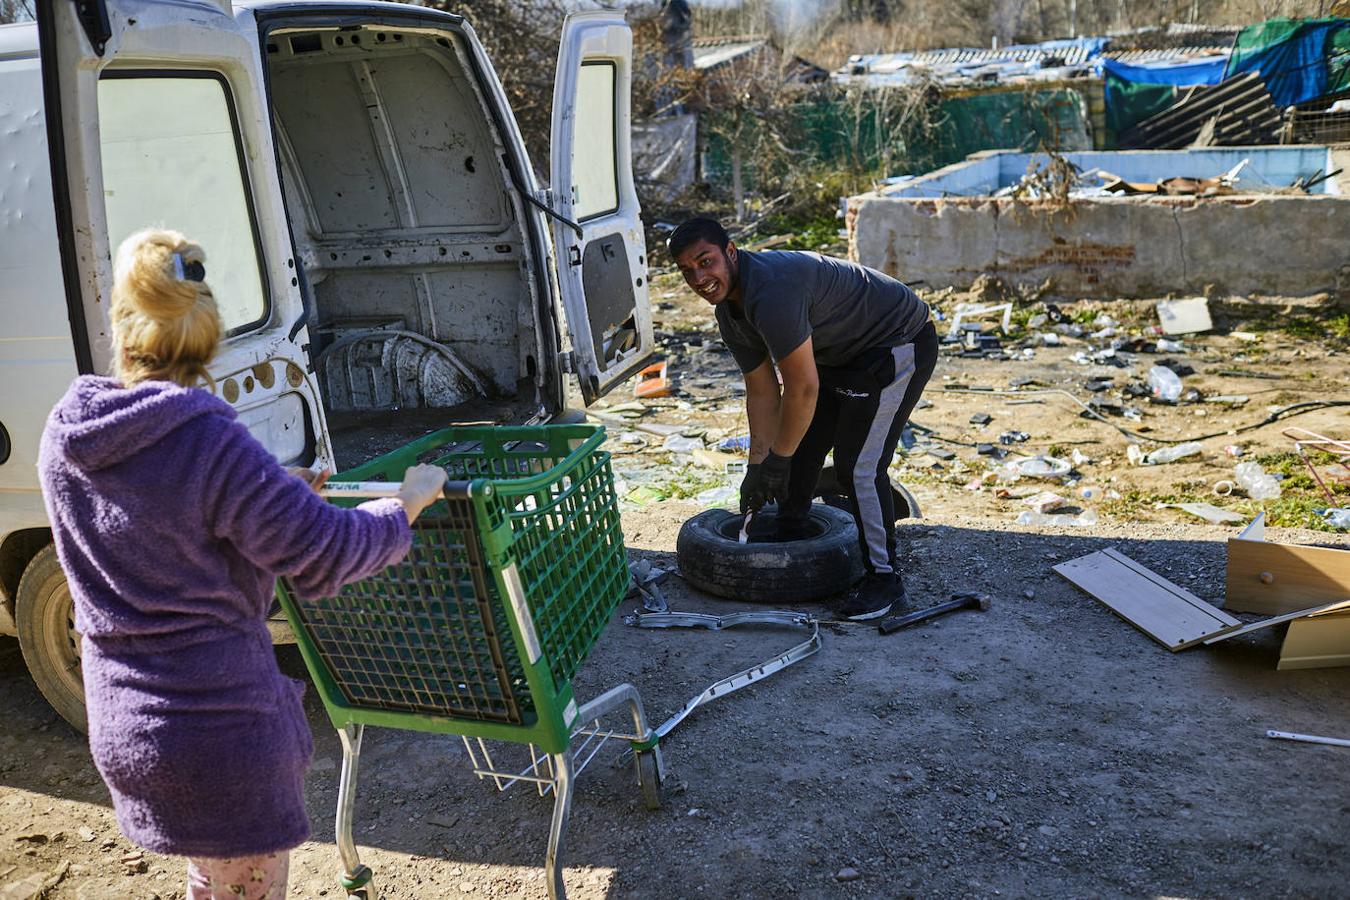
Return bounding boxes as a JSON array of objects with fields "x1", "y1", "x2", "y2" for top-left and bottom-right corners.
[{"x1": 277, "y1": 425, "x2": 666, "y2": 900}]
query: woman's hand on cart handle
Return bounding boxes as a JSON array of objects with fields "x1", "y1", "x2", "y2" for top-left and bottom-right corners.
[
  {"x1": 288, "y1": 465, "x2": 331, "y2": 494},
  {"x1": 396, "y1": 464, "x2": 449, "y2": 524}
]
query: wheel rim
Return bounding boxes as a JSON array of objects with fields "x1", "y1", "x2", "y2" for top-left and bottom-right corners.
[
  {"x1": 714, "y1": 509, "x2": 830, "y2": 543},
  {"x1": 41, "y1": 579, "x2": 82, "y2": 696}
]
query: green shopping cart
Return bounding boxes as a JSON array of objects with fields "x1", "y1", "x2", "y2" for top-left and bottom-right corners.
[{"x1": 276, "y1": 424, "x2": 666, "y2": 900}]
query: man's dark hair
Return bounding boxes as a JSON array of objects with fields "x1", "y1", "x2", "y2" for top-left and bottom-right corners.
[{"x1": 667, "y1": 217, "x2": 729, "y2": 259}]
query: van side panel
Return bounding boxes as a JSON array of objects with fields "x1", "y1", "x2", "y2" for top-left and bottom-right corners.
[{"x1": 0, "y1": 27, "x2": 79, "y2": 515}]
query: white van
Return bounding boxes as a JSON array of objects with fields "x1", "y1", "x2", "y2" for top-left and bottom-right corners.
[{"x1": 0, "y1": 0, "x2": 654, "y2": 729}]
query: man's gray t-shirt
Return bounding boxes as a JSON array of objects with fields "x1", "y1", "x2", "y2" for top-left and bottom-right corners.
[{"x1": 714, "y1": 250, "x2": 930, "y2": 374}]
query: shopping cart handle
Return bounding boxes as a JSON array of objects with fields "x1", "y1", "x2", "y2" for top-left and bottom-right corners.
[{"x1": 319, "y1": 481, "x2": 403, "y2": 499}]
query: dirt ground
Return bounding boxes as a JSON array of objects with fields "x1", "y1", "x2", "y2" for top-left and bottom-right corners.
[{"x1": 1, "y1": 275, "x2": 1348, "y2": 899}]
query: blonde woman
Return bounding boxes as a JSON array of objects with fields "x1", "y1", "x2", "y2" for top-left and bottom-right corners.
[{"x1": 38, "y1": 229, "x2": 446, "y2": 899}]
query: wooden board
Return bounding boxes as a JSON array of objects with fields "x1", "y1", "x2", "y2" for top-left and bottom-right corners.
[
  {"x1": 1278, "y1": 610, "x2": 1350, "y2": 671},
  {"x1": 1226, "y1": 514, "x2": 1350, "y2": 615},
  {"x1": 1054, "y1": 548, "x2": 1238, "y2": 651}
]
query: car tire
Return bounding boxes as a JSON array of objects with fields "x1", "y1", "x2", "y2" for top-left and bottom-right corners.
[
  {"x1": 16, "y1": 545, "x2": 87, "y2": 732},
  {"x1": 676, "y1": 504, "x2": 863, "y2": 603}
]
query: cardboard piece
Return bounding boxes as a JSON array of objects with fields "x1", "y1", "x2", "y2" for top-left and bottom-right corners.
[
  {"x1": 1056, "y1": 546, "x2": 1350, "y2": 666},
  {"x1": 1226, "y1": 513, "x2": 1350, "y2": 615}
]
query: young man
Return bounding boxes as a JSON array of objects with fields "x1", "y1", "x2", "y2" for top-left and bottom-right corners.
[{"x1": 669, "y1": 217, "x2": 938, "y2": 620}]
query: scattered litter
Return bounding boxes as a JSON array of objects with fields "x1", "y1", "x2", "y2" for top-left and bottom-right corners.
[
  {"x1": 928, "y1": 446, "x2": 956, "y2": 461},
  {"x1": 1160, "y1": 502, "x2": 1246, "y2": 525},
  {"x1": 1205, "y1": 395, "x2": 1250, "y2": 406},
  {"x1": 633, "y1": 360, "x2": 671, "y2": 399},
  {"x1": 695, "y1": 485, "x2": 737, "y2": 508},
  {"x1": 1017, "y1": 509, "x2": 1098, "y2": 527},
  {"x1": 1024, "y1": 491, "x2": 1070, "y2": 513},
  {"x1": 946, "y1": 302, "x2": 1012, "y2": 339},
  {"x1": 976, "y1": 443, "x2": 1003, "y2": 457},
  {"x1": 999, "y1": 431, "x2": 1030, "y2": 445},
  {"x1": 662, "y1": 434, "x2": 704, "y2": 454},
  {"x1": 1070, "y1": 448, "x2": 1093, "y2": 467},
  {"x1": 1231, "y1": 331, "x2": 1260, "y2": 342},
  {"x1": 1234, "y1": 461, "x2": 1282, "y2": 500},
  {"x1": 1130, "y1": 442, "x2": 1203, "y2": 465},
  {"x1": 717, "y1": 435, "x2": 751, "y2": 452},
  {"x1": 970, "y1": 412, "x2": 993, "y2": 425},
  {"x1": 1155, "y1": 338, "x2": 1185, "y2": 352},
  {"x1": 1155, "y1": 297, "x2": 1213, "y2": 335},
  {"x1": 1319, "y1": 508, "x2": 1350, "y2": 529},
  {"x1": 1224, "y1": 444, "x2": 1245, "y2": 458},
  {"x1": 999, "y1": 455, "x2": 1072, "y2": 481},
  {"x1": 692, "y1": 447, "x2": 743, "y2": 473},
  {"x1": 1213, "y1": 480, "x2": 1235, "y2": 496}
]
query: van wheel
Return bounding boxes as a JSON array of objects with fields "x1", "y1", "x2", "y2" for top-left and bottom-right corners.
[
  {"x1": 676, "y1": 504, "x2": 863, "y2": 603},
  {"x1": 16, "y1": 546, "x2": 87, "y2": 732}
]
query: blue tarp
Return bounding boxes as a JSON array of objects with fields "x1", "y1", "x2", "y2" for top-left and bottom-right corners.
[
  {"x1": 1101, "y1": 56, "x2": 1227, "y2": 87},
  {"x1": 1102, "y1": 56, "x2": 1229, "y2": 140},
  {"x1": 1225, "y1": 19, "x2": 1350, "y2": 107}
]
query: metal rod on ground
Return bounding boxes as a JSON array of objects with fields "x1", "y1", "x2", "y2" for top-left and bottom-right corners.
[{"x1": 1267, "y1": 730, "x2": 1350, "y2": 748}]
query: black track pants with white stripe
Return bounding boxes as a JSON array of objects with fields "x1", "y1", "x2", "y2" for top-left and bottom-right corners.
[{"x1": 779, "y1": 321, "x2": 939, "y2": 574}]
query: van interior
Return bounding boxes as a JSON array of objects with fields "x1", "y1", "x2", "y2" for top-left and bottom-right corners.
[{"x1": 265, "y1": 25, "x2": 549, "y2": 469}]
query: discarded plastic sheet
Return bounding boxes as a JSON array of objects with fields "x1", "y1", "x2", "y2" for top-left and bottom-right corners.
[
  {"x1": 1131, "y1": 442, "x2": 1203, "y2": 465},
  {"x1": 662, "y1": 434, "x2": 704, "y2": 454},
  {"x1": 1155, "y1": 297, "x2": 1213, "y2": 335},
  {"x1": 1017, "y1": 509, "x2": 1098, "y2": 527},
  {"x1": 621, "y1": 610, "x2": 821, "y2": 746},
  {"x1": 1160, "y1": 502, "x2": 1246, "y2": 525}
]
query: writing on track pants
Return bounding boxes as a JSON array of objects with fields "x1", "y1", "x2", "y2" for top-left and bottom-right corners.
[{"x1": 779, "y1": 321, "x2": 939, "y2": 574}]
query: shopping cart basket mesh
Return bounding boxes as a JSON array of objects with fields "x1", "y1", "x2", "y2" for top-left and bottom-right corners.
[{"x1": 285, "y1": 425, "x2": 628, "y2": 722}]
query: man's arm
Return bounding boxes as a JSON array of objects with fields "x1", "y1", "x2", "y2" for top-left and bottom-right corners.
[
  {"x1": 769, "y1": 338, "x2": 819, "y2": 457},
  {"x1": 743, "y1": 360, "x2": 781, "y2": 465}
]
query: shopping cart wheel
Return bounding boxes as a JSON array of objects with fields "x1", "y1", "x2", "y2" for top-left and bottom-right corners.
[
  {"x1": 636, "y1": 750, "x2": 663, "y2": 811},
  {"x1": 341, "y1": 864, "x2": 375, "y2": 899}
]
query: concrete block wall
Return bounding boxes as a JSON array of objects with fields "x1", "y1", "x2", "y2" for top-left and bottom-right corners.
[{"x1": 847, "y1": 192, "x2": 1350, "y2": 298}]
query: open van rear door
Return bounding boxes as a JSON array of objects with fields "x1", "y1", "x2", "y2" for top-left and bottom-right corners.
[
  {"x1": 550, "y1": 11, "x2": 654, "y2": 405},
  {"x1": 37, "y1": 0, "x2": 327, "y2": 466}
]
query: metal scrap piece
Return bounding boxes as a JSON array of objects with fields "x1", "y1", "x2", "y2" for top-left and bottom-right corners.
[{"x1": 623, "y1": 610, "x2": 821, "y2": 742}]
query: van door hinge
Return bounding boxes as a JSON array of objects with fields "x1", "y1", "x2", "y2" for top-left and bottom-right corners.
[{"x1": 558, "y1": 351, "x2": 576, "y2": 374}]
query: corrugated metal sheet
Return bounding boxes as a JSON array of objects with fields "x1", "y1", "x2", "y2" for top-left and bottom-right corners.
[{"x1": 1119, "y1": 72, "x2": 1282, "y2": 149}]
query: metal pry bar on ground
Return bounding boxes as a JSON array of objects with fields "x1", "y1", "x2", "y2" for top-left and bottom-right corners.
[
  {"x1": 623, "y1": 610, "x2": 821, "y2": 745},
  {"x1": 878, "y1": 592, "x2": 992, "y2": 635}
]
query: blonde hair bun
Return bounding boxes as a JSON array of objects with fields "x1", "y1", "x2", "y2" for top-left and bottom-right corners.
[{"x1": 110, "y1": 229, "x2": 223, "y2": 388}]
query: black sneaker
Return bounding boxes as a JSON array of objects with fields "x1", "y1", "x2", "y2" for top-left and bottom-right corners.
[{"x1": 840, "y1": 571, "x2": 905, "y2": 621}]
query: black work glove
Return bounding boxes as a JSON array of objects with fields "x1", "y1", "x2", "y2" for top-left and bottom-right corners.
[
  {"x1": 760, "y1": 451, "x2": 792, "y2": 505},
  {"x1": 739, "y1": 463, "x2": 765, "y2": 514}
]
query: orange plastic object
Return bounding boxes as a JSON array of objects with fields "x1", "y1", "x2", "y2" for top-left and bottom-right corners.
[{"x1": 634, "y1": 361, "x2": 671, "y2": 399}]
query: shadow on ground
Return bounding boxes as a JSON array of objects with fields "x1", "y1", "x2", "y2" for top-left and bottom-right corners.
[{"x1": 1, "y1": 520, "x2": 1347, "y2": 898}]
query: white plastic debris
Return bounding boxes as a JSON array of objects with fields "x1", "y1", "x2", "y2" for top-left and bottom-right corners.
[
  {"x1": 663, "y1": 434, "x2": 704, "y2": 454},
  {"x1": 1016, "y1": 509, "x2": 1098, "y2": 527},
  {"x1": 1147, "y1": 365, "x2": 1182, "y2": 402},
  {"x1": 1070, "y1": 448, "x2": 1093, "y2": 467},
  {"x1": 1234, "y1": 461, "x2": 1282, "y2": 500},
  {"x1": 1155, "y1": 297, "x2": 1213, "y2": 335},
  {"x1": 1137, "y1": 442, "x2": 1204, "y2": 465},
  {"x1": 1321, "y1": 508, "x2": 1350, "y2": 529},
  {"x1": 1160, "y1": 502, "x2": 1246, "y2": 524},
  {"x1": 1023, "y1": 491, "x2": 1070, "y2": 513}
]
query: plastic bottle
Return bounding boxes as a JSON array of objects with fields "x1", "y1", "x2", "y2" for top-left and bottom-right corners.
[
  {"x1": 1156, "y1": 338, "x2": 1184, "y2": 352},
  {"x1": 1234, "y1": 461, "x2": 1282, "y2": 500},
  {"x1": 1141, "y1": 442, "x2": 1203, "y2": 465},
  {"x1": 1147, "y1": 365, "x2": 1182, "y2": 402}
]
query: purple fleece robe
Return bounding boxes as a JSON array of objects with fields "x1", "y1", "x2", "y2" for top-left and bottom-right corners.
[{"x1": 37, "y1": 376, "x2": 412, "y2": 858}]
